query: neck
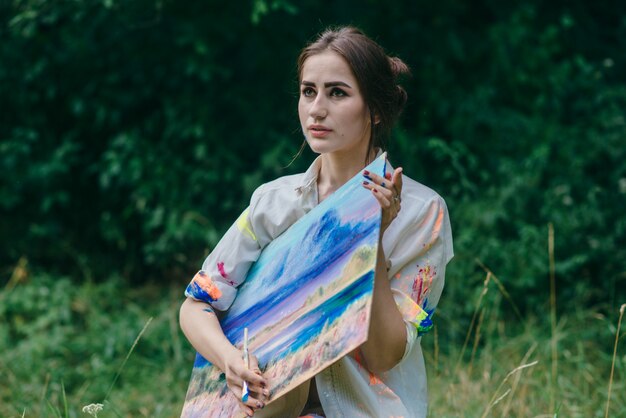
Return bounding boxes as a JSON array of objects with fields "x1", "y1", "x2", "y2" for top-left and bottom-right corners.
[{"x1": 317, "y1": 147, "x2": 377, "y2": 202}]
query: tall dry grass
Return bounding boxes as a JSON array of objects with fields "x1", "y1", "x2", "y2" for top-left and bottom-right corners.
[{"x1": 425, "y1": 259, "x2": 626, "y2": 418}]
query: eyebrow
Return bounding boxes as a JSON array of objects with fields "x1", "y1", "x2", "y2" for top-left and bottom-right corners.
[{"x1": 301, "y1": 80, "x2": 353, "y2": 89}]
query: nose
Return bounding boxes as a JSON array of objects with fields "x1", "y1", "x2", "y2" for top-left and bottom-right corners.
[{"x1": 309, "y1": 94, "x2": 328, "y2": 120}]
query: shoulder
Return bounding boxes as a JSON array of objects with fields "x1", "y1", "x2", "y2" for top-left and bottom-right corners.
[
  {"x1": 250, "y1": 172, "x2": 307, "y2": 208},
  {"x1": 390, "y1": 173, "x2": 453, "y2": 263},
  {"x1": 252, "y1": 173, "x2": 306, "y2": 197},
  {"x1": 400, "y1": 174, "x2": 449, "y2": 218},
  {"x1": 393, "y1": 174, "x2": 453, "y2": 246},
  {"x1": 247, "y1": 172, "x2": 311, "y2": 244}
]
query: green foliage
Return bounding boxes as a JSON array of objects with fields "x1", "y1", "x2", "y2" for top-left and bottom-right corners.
[
  {"x1": 397, "y1": 3, "x2": 626, "y2": 312},
  {"x1": 0, "y1": 275, "x2": 191, "y2": 417},
  {"x1": 1, "y1": 0, "x2": 625, "y2": 313},
  {"x1": 2, "y1": 275, "x2": 623, "y2": 416}
]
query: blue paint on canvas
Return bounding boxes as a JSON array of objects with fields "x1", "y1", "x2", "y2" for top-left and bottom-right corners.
[{"x1": 182, "y1": 155, "x2": 386, "y2": 418}]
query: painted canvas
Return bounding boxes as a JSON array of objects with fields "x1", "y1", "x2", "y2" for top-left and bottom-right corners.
[{"x1": 181, "y1": 155, "x2": 387, "y2": 418}]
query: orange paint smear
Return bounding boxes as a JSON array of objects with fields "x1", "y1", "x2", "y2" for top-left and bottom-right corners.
[
  {"x1": 353, "y1": 349, "x2": 384, "y2": 386},
  {"x1": 432, "y1": 206, "x2": 444, "y2": 240},
  {"x1": 193, "y1": 271, "x2": 222, "y2": 301}
]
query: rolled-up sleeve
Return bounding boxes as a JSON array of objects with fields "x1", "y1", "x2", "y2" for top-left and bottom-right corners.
[
  {"x1": 184, "y1": 185, "x2": 267, "y2": 311},
  {"x1": 387, "y1": 194, "x2": 454, "y2": 339}
]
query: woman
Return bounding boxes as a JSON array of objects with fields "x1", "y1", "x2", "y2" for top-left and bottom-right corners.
[{"x1": 180, "y1": 26, "x2": 453, "y2": 418}]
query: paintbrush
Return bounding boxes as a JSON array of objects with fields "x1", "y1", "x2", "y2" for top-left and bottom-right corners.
[{"x1": 241, "y1": 327, "x2": 250, "y2": 403}]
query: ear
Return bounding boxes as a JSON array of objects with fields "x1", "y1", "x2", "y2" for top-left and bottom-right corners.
[{"x1": 374, "y1": 114, "x2": 381, "y2": 125}]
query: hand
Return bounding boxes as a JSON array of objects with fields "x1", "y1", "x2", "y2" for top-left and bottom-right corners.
[
  {"x1": 362, "y1": 165, "x2": 403, "y2": 235},
  {"x1": 223, "y1": 351, "x2": 269, "y2": 417}
]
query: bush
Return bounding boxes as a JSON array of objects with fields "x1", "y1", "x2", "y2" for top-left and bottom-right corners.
[{"x1": 1, "y1": 0, "x2": 624, "y2": 313}]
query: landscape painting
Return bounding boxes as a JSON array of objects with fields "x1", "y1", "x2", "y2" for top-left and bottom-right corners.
[{"x1": 180, "y1": 155, "x2": 386, "y2": 418}]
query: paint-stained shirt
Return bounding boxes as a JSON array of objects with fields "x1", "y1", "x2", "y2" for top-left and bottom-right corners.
[{"x1": 185, "y1": 152, "x2": 454, "y2": 418}]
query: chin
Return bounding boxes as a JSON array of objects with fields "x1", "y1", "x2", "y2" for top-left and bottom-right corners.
[{"x1": 305, "y1": 138, "x2": 335, "y2": 154}]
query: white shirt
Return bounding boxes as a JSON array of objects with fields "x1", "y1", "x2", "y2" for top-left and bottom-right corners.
[{"x1": 185, "y1": 153, "x2": 454, "y2": 418}]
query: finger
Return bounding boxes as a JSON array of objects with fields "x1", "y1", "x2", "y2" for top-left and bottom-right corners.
[
  {"x1": 247, "y1": 378, "x2": 268, "y2": 402},
  {"x1": 249, "y1": 386, "x2": 270, "y2": 403},
  {"x1": 363, "y1": 169, "x2": 391, "y2": 190},
  {"x1": 242, "y1": 394, "x2": 266, "y2": 410},
  {"x1": 235, "y1": 376, "x2": 267, "y2": 406},
  {"x1": 246, "y1": 376, "x2": 270, "y2": 401},
  {"x1": 247, "y1": 356, "x2": 267, "y2": 394},
  {"x1": 226, "y1": 373, "x2": 265, "y2": 400},
  {"x1": 364, "y1": 180, "x2": 394, "y2": 200},
  {"x1": 230, "y1": 356, "x2": 267, "y2": 388},
  {"x1": 233, "y1": 386, "x2": 265, "y2": 408},
  {"x1": 240, "y1": 367, "x2": 267, "y2": 388},
  {"x1": 248, "y1": 355, "x2": 263, "y2": 376},
  {"x1": 392, "y1": 167, "x2": 403, "y2": 195},
  {"x1": 385, "y1": 168, "x2": 403, "y2": 200},
  {"x1": 229, "y1": 383, "x2": 266, "y2": 412},
  {"x1": 372, "y1": 188, "x2": 392, "y2": 207},
  {"x1": 247, "y1": 365, "x2": 269, "y2": 394},
  {"x1": 239, "y1": 403, "x2": 255, "y2": 417}
]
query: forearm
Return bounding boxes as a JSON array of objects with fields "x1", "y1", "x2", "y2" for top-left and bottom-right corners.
[
  {"x1": 179, "y1": 298, "x2": 240, "y2": 371},
  {"x1": 359, "y1": 240, "x2": 407, "y2": 374}
]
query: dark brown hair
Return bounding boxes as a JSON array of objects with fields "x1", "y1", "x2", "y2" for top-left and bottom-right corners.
[{"x1": 297, "y1": 26, "x2": 411, "y2": 159}]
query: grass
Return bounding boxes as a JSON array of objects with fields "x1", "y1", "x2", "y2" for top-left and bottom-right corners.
[
  {"x1": 606, "y1": 304, "x2": 626, "y2": 418},
  {"x1": 1, "y1": 271, "x2": 624, "y2": 417},
  {"x1": 0, "y1": 275, "x2": 191, "y2": 417},
  {"x1": 425, "y1": 278, "x2": 626, "y2": 417}
]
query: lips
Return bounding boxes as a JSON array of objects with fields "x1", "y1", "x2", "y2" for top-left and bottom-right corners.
[{"x1": 308, "y1": 124, "x2": 332, "y2": 138}]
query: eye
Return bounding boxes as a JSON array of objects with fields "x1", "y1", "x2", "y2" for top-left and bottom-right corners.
[
  {"x1": 301, "y1": 87, "x2": 315, "y2": 97},
  {"x1": 330, "y1": 88, "x2": 347, "y2": 97}
]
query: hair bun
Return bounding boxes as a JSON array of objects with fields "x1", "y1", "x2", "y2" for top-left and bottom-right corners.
[
  {"x1": 396, "y1": 85, "x2": 408, "y2": 109},
  {"x1": 388, "y1": 56, "x2": 411, "y2": 79}
]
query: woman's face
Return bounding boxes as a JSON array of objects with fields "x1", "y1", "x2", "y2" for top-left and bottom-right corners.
[{"x1": 298, "y1": 51, "x2": 371, "y2": 157}]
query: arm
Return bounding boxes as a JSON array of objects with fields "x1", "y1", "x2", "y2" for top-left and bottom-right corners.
[
  {"x1": 361, "y1": 166, "x2": 453, "y2": 373},
  {"x1": 179, "y1": 299, "x2": 249, "y2": 377},
  {"x1": 180, "y1": 203, "x2": 270, "y2": 416},
  {"x1": 360, "y1": 167, "x2": 407, "y2": 373},
  {"x1": 179, "y1": 299, "x2": 269, "y2": 416},
  {"x1": 359, "y1": 239, "x2": 408, "y2": 374}
]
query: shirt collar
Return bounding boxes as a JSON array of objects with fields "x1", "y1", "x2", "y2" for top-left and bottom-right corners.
[
  {"x1": 294, "y1": 155, "x2": 321, "y2": 196},
  {"x1": 294, "y1": 148, "x2": 386, "y2": 197}
]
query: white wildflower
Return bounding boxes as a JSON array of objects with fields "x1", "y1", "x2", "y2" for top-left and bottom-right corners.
[{"x1": 82, "y1": 403, "x2": 104, "y2": 417}]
